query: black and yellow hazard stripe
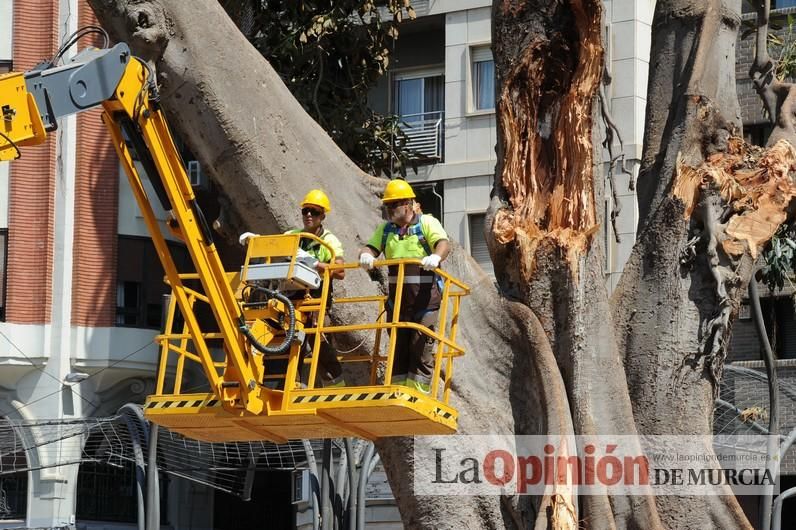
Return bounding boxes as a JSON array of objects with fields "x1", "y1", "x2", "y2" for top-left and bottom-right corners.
[
  {"x1": 145, "y1": 397, "x2": 220, "y2": 410},
  {"x1": 292, "y1": 391, "x2": 390, "y2": 404},
  {"x1": 435, "y1": 408, "x2": 453, "y2": 419},
  {"x1": 290, "y1": 390, "x2": 455, "y2": 420}
]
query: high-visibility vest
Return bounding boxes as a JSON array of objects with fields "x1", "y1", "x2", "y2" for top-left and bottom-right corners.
[{"x1": 379, "y1": 216, "x2": 442, "y2": 317}]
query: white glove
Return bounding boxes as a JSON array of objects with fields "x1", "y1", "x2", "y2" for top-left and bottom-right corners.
[
  {"x1": 359, "y1": 252, "x2": 375, "y2": 270},
  {"x1": 421, "y1": 254, "x2": 442, "y2": 271},
  {"x1": 296, "y1": 248, "x2": 319, "y2": 268},
  {"x1": 238, "y1": 231, "x2": 256, "y2": 246}
]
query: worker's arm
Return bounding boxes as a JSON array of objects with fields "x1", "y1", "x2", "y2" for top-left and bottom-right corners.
[
  {"x1": 360, "y1": 246, "x2": 379, "y2": 258},
  {"x1": 420, "y1": 215, "x2": 450, "y2": 270},
  {"x1": 433, "y1": 239, "x2": 451, "y2": 261},
  {"x1": 359, "y1": 224, "x2": 386, "y2": 270},
  {"x1": 316, "y1": 257, "x2": 345, "y2": 280}
]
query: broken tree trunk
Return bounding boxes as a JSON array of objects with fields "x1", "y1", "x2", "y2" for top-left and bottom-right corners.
[
  {"x1": 613, "y1": 1, "x2": 793, "y2": 528},
  {"x1": 489, "y1": 1, "x2": 661, "y2": 527}
]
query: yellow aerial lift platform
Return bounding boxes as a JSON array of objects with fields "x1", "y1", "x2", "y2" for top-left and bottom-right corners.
[
  {"x1": 0, "y1": 31, "x2": 469, "y2": 442},
  {"x1": 148, "y1": 232, "x2": 468, "y2": 442}
]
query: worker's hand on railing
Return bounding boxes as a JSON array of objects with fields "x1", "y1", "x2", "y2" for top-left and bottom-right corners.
[
  {"x1": 359, "y1": 252, "x2": 375, "y2": 270},
  {"x1": 421, "y1": 254, "x2": 442, "y2": 271},
  {"x1": 238, "y1": 231, "x2": 256, "y2": 246}
]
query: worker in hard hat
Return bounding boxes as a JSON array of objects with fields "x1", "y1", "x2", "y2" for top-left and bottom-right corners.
[
  {"x1": 289, "y1": 189, "x2": 346, "y2": 387},
  {"x1": 239, "y1": 189, "x2": 346, "y2": 387},
  {"x1": 358, "y1": 179, "x2": 450, "y2": 393}
]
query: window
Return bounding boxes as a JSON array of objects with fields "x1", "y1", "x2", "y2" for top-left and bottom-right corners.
[
  {"x1": 0, "y1": 229, "x2": 6, "y2": 321},
  {"x1": 76, "y1": 459, "x2": 137, "y2": 522},
  {"x1": 413, "y1": 181, "x2": 444, "y2": 220},
  {"x1": 392, "y1": 72, "x2": 444, "y2": 119},
  {"x1": 391, "y1": 71, "x2": 445, "y2": 160},
  {"x1": 0, "y1": 433, "x2": 28, "y2": 520},
  {"x1": 744, "y1": 124, "x2": 773, "y2": 147},
  {"x1": 76, "y1": 431, "x2": 168, "y2": 524},
  {"x1": 0, "y1": 475, "x2": 26, "y2": 520},
  {"x1": 468, "y1": 213, "x2": 495, "y2": 278},
  {"x1": 0, "y1": 0, "x2": 10, "y2": 70},
  {"x1": 759, "y1": 297, "x2": 796, "y2": 359},
  {"x1": 116, "y1": 236, "x2": 191, "y2": 328},
  {"x1": 745, "y1": 0, "x2": 796, "y2": 11},
  {"x1": 471, "y1": 46, "x2": 495, "y2": 111},
  {"x1": 0, "y1": 62, "x2": 10, "y2": 74}
]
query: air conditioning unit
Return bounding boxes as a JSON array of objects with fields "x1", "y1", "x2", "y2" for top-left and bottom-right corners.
[
  {"x1": 187, "y1": 160, "x2": 207, "y2": 189},
  {"x1": 292, "y1": 469, "x2": 311, "y2": 505}
]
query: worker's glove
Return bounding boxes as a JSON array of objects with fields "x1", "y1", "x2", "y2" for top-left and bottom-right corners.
[
  {"x1": 359, "y1": 252, "x2": 375, "y2": 270},
  {"x1": 238, "y1": 232, "x2": 256, "y2": 246},
  {"x1": 421, "y1": 254, "x2": 442, "y2": 271},
  {"x1": 296, "y1": 248, "x2": 319, "y2": 268}
]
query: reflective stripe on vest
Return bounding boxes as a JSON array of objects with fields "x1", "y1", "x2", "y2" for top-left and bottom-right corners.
[
  {"x1": 300, "y1": 229, "x2": 327, "y2": 259},
  {"x1": 388, "y1": 275, "x2": 435, "y2": 284}
]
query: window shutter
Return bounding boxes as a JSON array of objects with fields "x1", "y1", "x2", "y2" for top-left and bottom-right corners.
[
  {"x1": 468, "y1": 214, "x2": 494, "y2": 278},
  {"x1": 471, "y1": 46, "x2": 493, "y2": 63}
]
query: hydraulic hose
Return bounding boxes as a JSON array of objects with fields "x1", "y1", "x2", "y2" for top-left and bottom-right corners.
[{"x1": 239, "y1": 286, "x2": 296, "y2": 355}]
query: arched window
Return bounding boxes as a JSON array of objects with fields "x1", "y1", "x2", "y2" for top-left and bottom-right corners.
[{"x1": 0, "y1": 422, "x2": 28, "y2": 520}]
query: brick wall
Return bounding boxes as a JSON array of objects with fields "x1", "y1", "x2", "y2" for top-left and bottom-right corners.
[
  {"x1": 5, "y1": 0, "x2": 58, "y2": 324},
  {"x1": 736, "y1": 8, "x2": 796, "y2": 127},
  {"x1": 71, "y1": 1, "x2": 119, "y2": 327},
  {"x1": 729, "y1": 317, "x2": 762, "y2": 362}
]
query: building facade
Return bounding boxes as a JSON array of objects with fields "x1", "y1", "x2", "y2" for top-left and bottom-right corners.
[{"x1": 0, "y1": 2, "x2": 402, "y2": 528}]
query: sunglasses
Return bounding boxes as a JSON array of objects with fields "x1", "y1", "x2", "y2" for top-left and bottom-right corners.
[{"x1": 302, "y1": 207, "x2": 323, "y2": 217}]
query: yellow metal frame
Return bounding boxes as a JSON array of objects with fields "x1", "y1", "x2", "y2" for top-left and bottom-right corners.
[
  {"x1": 149, "y1": 251, "x2": 469, "y2": 441},
  {"x1": 0, "y1": 72, "x2": 48, "y2": 161}
]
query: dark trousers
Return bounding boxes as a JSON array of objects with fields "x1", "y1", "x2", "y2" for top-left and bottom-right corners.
[
  {"x1": 298, "y1": 313, "x2": 342, "y2": 384},
  {"x1": 300, "y1": 333, "x2": 342, "y2": 382},
  {"x1": 390, "y1": 309, "x2": 439, "y2": 384}
]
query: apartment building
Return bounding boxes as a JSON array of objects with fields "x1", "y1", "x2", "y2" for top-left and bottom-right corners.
[{"x1": 370, "y1": 0, "x2": 652, "y2": 290}]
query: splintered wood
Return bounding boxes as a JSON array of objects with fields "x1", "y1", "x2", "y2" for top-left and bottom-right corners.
[
  {"x1": 492, "y1": 0, "x2": 602, "y2": 280},
  {"x1": 674, "y1": 138, "x2": 796, "y2": 259}
]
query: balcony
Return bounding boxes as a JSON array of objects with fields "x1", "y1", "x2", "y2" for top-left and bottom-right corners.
[{"x1": 399, "y1": 110, "x2": 444, "y2": 161}]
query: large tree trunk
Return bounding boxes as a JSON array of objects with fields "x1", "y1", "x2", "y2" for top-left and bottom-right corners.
[{"x1": 85, "y1": 0, "x2": 794, "y2": 528}]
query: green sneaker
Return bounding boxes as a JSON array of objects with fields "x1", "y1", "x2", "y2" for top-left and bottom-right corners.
[
  {"x1": 407, "y1": 378, "x2": 430, "y2": 394},
  {"x1": 324, "y1": 377, "x2": 346, "y2": 388}
]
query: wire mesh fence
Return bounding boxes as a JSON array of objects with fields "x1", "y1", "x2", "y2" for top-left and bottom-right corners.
[
  {"x1": 0, "y1": 406, "x2": 317, "y2": 498},
  {"x1": 714, "y1": 364, "x2": 796, "y2": 438}
]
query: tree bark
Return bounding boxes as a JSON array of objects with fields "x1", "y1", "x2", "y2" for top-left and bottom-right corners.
[
  {"x1": 489, "y1": 1, "x2": 661, "y2": 527},
  {"x1": 614, "y1": 1, "x2": 787, "y2": 528},
  {"x1": 84, "y1": 0, "x2": 796, "y2": 528}
]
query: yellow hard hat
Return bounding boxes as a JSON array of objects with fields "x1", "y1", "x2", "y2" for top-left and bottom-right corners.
[
  {"x1": 301, "y1": 189, "x2": 331, "y2": 213},
  {"x1": 382, "y1": 179, "x2": 416, "y2": 203}
]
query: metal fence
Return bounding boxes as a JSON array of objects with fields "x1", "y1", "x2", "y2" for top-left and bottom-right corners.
[{"x1": 399, "y1": 110, "x2": 444, "y2": 160}]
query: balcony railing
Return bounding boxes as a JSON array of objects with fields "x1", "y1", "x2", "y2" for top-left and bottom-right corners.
[{"x1": 398, "y1": 110, "x2": 444, "y2": 161}]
